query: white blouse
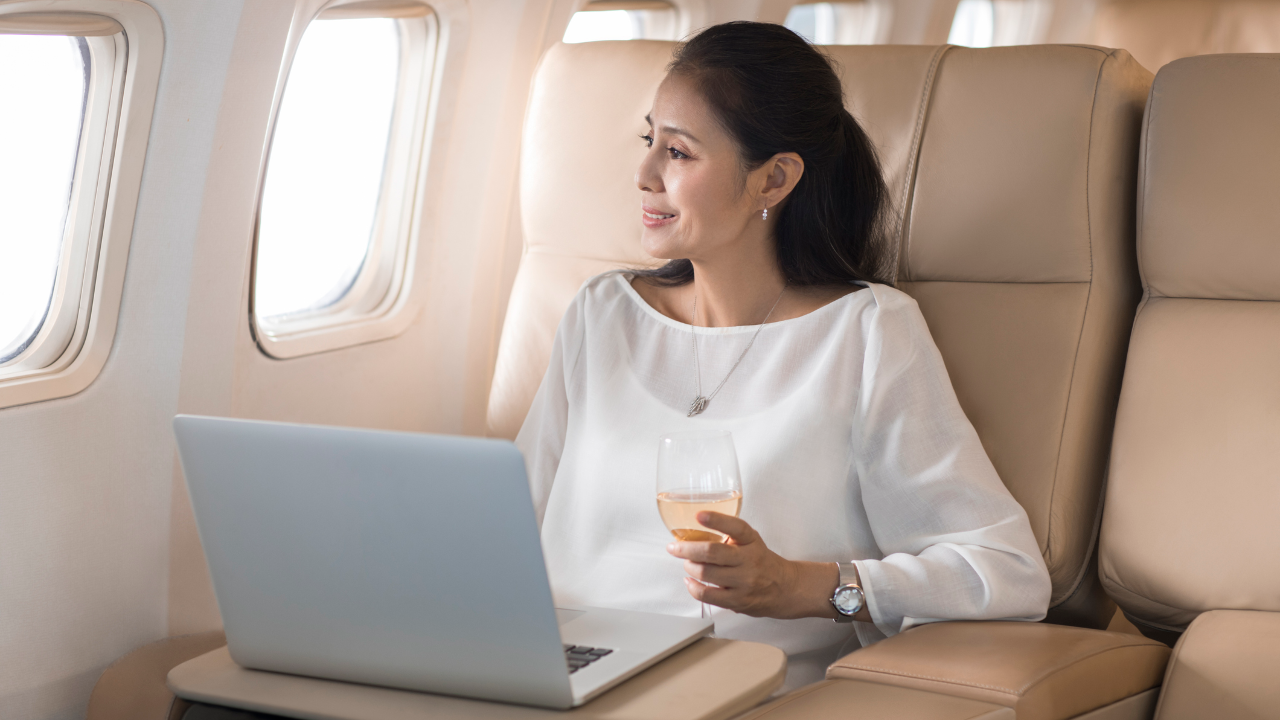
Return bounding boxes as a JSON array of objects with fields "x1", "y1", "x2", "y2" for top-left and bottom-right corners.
[{"x1": 516, "y1": 271, "x2": 1051, "y2": 688}]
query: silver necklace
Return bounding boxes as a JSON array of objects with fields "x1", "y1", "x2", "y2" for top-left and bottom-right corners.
[{"x1": 688, "y1": 285, "x2": 787, "y2": 417}]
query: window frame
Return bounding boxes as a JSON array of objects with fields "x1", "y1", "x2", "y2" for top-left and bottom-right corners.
[
  {"x1": 0, "y1": 1, "x2": 163, "y2": 409},
  {"x1": 250, "y1": 0, "x2": 440, "y2": 359}
]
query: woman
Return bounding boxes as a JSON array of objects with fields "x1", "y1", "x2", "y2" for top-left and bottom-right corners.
[{"x1": 517, "y1": 21, "x2": 1051, "y2": 691}]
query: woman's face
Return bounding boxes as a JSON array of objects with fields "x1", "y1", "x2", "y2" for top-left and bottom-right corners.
[{"x1": 636, "y1": 74, "x2": 761, "y2": 262}]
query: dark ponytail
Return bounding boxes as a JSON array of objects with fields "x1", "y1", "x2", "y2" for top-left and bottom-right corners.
[{"x1": 635, "y1": 21, "x2": 893, "y2": 287}]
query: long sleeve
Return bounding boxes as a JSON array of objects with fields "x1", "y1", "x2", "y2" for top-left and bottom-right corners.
[
  {"x1": 515, "y1": 289, "x2": 587, "y2": 529},
  {"x1": 851, "y1": 289, "x2": 1052, "y2": 638}
]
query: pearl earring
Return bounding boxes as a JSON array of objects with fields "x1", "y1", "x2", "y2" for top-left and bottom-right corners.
[{"x1": 762, "y1": 207, "x2": 768, "y2": 220}]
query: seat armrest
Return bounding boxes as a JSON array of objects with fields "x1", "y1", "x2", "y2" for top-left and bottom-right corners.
[
  {"x1": 1154, "y1": 610, "x2": 1280, "y2": 720},
  {"x1": 87, "y1": 632, "x2": 227, "y2": 720},
  {"x1": 826, "y1": 621, "x2": 1170, "y2": 720}
]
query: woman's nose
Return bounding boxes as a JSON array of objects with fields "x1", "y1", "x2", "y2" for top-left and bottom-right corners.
[{"x1": 636, "y1": 150, "x2": 662, "y2": 193}]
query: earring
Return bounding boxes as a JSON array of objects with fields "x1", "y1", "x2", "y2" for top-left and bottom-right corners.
[{"x1": 762, "y1": 207, "x2": 768, "y2": 220}]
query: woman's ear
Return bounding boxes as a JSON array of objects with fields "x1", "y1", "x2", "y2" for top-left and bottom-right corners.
[{"x1": 759, "y1": 152, "x2": 804, "y2": 210}]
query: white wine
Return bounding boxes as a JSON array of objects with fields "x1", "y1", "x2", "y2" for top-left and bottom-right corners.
[{"x1": 656, "y1": 490, "x2": 742, "y2": 543}]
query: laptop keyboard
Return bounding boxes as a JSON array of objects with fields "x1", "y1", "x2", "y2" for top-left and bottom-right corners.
[{"x1": 563, "y1": 644, "x2": 613, "y2": 673}]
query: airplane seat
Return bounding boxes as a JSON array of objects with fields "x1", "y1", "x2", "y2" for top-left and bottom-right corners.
[
  {"x1": 1097, "y1": 53, "x2": 1280, "y2": 719},
  {"x1": 744, "y1": 45, "x2": 1176, "y2": 720},
  {"x1": 890, "y1": 44, "x2": 1150, "y2": 630},
  {"x1": 490, "y1": 39, "x2": 1147, "y2": 631},
  {"x1": 1091, "y1": 0, "x2": 1280, "y2": 73}
]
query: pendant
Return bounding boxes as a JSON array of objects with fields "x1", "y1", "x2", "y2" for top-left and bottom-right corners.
[{"x1": 688, "y1": 396, "x2": 709, "y2": 417}]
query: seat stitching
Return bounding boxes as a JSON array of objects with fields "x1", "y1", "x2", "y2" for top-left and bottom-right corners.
[
  {"x1": 835, "y1": 664, "x2": 1019, "y2": 695},
  {"x1": 896, "y1": 44, "x2": 951, "y2": 285},
  {"x1": 744, "y1": 681, "x2": 832, "y2": 717},
  {"x1": 839, "y1": 641, "x2": 1165, "y2": 698},
  {"x1": 1011, "y1": 642, "x2": 1167, "y2": 693},
  {"x1": 1042, "y1": 48, "x2": 1106, "y2": 587}
]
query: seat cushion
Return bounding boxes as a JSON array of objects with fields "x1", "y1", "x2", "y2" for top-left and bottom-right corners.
[
  {"x1": 1155, "y1": 610, "x2": 1280, "y2": 720},
  {"x1": 740, "y1": 679, "x2": 1012, "y2": 720},
  {"x1": 824, "y1": 621, "x2": 1170, "y2": 720}
]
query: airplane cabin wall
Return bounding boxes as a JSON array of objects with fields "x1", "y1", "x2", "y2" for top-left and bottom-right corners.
[{"x1": 0, "y1": 2, "x2": 245, "y2": 718}]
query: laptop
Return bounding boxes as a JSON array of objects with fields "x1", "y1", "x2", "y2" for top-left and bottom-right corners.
[{"x1": 173, "y1": 414, "x2": 713, "y2": 709}]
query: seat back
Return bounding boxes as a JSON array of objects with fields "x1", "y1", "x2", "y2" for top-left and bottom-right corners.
[
  {"x1": 895, "y1": 45, "x2": 1149, "y2": 625},
  {"x1": 1092, "y1": 0, "x2": 1280, "y2": 72},
  {"x1": 488, "y1": 42, "x2": 1151, "y2": 626},
  {"x1": 1100, "y1": 54, "x2": 1280, "y2": 638}
]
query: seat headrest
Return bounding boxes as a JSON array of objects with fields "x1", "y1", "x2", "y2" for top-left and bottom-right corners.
[
  {"x1": 903, "y1": 45, "x2": 1149, "y2": 284},
  {"x1": 1139, "y1": 54, "x2": 1280, "y2": 301}
]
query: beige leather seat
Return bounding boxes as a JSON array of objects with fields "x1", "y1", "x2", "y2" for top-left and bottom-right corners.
[
  {"x1": 489, "y1": 40, "x2": 1151, "y2": 629},
  {"x1": 749, "y1": 52, "x2": 1280, "y2": 720},
  {"x1": 1098, "y1": 53, "x2": 1280, "y2": 719},
  {"x1": 1092, "y1": 0, "x2": 1280, "y2": 72}
]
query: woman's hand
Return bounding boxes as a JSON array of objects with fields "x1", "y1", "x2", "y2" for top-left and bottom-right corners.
[{"x1": 666, "y1": 511, "x2": 842, "y2": 620}]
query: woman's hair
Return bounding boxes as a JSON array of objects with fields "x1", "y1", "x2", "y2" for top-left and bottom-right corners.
[{"x1": 635, "y1": 21, "x2": 893, "y2": 287}]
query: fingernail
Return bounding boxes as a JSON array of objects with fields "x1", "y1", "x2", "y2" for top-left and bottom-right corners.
[{"x1": 667, "y1": 543, "x2": 677, "y2": 553}]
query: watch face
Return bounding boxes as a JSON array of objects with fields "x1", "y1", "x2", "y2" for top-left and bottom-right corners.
[{"x1": 833, "y1": 585, "x2": 864, "y2": 615}]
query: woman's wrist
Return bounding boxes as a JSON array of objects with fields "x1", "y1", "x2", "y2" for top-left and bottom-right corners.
[
  {"x1": 787, "y1": 559, "x2": 873, "y2": 623},
  {"x1": 789, "y1": 560, "x2": 842, "y2": 619}
]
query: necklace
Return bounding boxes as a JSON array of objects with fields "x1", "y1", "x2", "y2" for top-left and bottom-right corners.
[{"x1": 688, "y1": 284, "x2": 787, "y2": 417}]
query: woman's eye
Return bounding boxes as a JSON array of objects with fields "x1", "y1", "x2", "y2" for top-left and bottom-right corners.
[
  {"x1": 640, "y1": 134, "x2": 653, "y2": 147},
  {"x1": 668, "y1": 147, "x2": 688, "y2": 160}
]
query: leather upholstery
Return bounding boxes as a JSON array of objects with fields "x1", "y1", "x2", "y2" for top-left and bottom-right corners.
[
  {"x1": 1092, "y1": 0, "x2": 1280, "y2": 73},
  {"x1": 1154, "y1": 610, "x2": 1280, "y2": 720},
  {"x1": 1100, "y1": 55, "x2": 1280, "y2": 632},
  {"x1": 86, "y1": 631, "x2": 226, "y2": 720},
  {"x1": 488, "y1": 42, "x2": 1152, "y2": 625},
  {"x1": 1138, "y1": 55, "x2": 1280, "y2": 302},
  {"x1": 824, "y1": 621, "x2": 1170, "y2": 720},
  {"x1": 898, "y1": 45, "x2": 1150, "y2": 617},
  {"x1": 741, "y1": 679, "x2": 1013, "y2": 720}
]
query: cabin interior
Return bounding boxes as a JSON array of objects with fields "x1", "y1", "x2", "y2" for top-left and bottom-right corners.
[{"x1": 2, "y1": 0, "x2": 1278, "y2": 718}]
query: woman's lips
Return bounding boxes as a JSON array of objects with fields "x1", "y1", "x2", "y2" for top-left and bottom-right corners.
[{"x1": 642, "y1": 207, "x2": 677, "y2": 228}]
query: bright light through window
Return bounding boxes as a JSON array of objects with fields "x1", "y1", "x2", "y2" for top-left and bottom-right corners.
[
  {"x1": 785, "y1": 3, "x2": 836, "y2": 44},
  {"x1": 949, "y1": 0, "x2": 995, "y2": 47},
  {"x1": 563, "y1": 10, "x2": 639, "y2": 43},
  {"x1": 0, "y1": 35, "x2": 87, "y2": 362},
  {"x1": 785, "y1": 2, "x2": 889, "y2": 45},
  {"x1": 255, "y1": 18, "x2": 399, "y2": 320}
]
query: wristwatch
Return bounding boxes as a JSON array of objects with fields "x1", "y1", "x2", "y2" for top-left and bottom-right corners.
[{"x1": 830, "y1": 562, "x2": 865, "y2": 623}]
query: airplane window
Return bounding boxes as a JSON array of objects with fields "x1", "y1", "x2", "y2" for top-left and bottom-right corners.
[
  {"x1": 255, "y1": 18, "x2": 400, "y2": 321},
  {"x1": 0, "y1": 35, "x2": 88, "y2": 364},
  {"x1": 785, "y1": 2, "x2": 891, "y2": 45},
  {"x1": 562, "y1": 2, "x2": 678, "y2": 43},
  {"x1": 252, "y1": 7, "x2": 437, "y2": 358},
  {"x1": 949, "y1": 0, "x2": 996, "y2": 47}
]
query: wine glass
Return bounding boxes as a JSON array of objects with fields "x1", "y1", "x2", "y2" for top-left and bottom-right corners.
[{"x1": 656, "y1": 430, "x2": 743, "y2": 543}]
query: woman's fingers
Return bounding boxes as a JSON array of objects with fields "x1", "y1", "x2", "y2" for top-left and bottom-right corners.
[
  {"x1": 684, "y1": 559, "x2": 748, "y2": 586},
  {"x1": 685, "y1": 577, "x2": 735, "y2": 608},
  {"x1": 696, "y1": 511, "x2": 759, "y2": 546},
  {"x1": 666, "y1": 539, "x2": 742, "y2": 565}
]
